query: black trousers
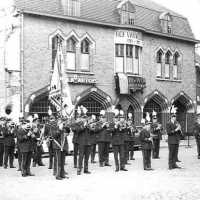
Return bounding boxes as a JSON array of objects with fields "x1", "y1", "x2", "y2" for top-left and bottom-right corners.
[
  {"x1": 4, "y1": 145, "x2": 15, "y2": 167},
  {"x1": 78, "y1": 145, "x2": 91, "y2": 172},
  {"x1": 152, "y1": 138, "x2": 160, "y2": 158},
  {"x1": 54, "y1": 149, "x2": 66, "y2": 178},
  {"x1": 33, "y1": 145, "x2": 43, "y2": 165},
  {"x1": 196, "y1": 139, "x2": 200, "y2": 156},
  {"x1": 48, "y1": 146, "x2": 54, "y2": 169},
  {"x1": 0, "y1": 143, "x2": 4, "y2": 166},
  {"x1": 124, "y1": 141, "x2": 129, "y2": 163},
  {"x1": 142, "y1": 149, "x2": 151, "y2": 169},
  {"x1": 113, "y1": 144, "x2": 125, "y2": 170},
  {"x1": 17, "y1": 148, "x2": 22, "y2": 170},
  {"x1": 73, "y1": 143, "x2": 79, "y2": 167},
  {"x1": 21, "y1": 151, "x2": 33, "y2": 175},
  {"x1": 129, "y1": 141, "x2": 135, "y2": 159},
  {"x1": 90, "y1": 144, "x2": 96, "y2": 162},
  {"x1": 98, "y1": 142, "x2": 110, "y2": 165},
  {"x1": 168, "y1": 144, "x2": 179, "y2": 168}
]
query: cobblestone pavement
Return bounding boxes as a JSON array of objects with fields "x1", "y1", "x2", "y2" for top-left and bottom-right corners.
[{"x1": 0, "y1": 139, "x2": 200, "y2": 200}]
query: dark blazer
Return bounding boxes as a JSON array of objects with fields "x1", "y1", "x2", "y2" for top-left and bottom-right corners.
[
  {"x1": 139, "y1": 129, "x2": 152, "y2": 150},
  {"x1": 17, "y1": 128, "x2": 34, "y2": 153},
  {"x1": 97, "y1": 127, "x2": 112, "y2": 143},
  {"x1": 166, "y1": 121, "x2": 180, "y2": 144},
  {"x1": 52, "y1": 127, "x2": 70, "y2": 151},
  {"x1": 151, "y1": 122, "x2": 162, "y2": 140},
  {"x1": 77, "y1": 127, "x2": 91, "y2": 146},
  {"x1": 3, "y1": 127, "x2": 15, "y2": 147},
  {"x1": 111, "y1": 128, "x2": 124, "y2": 145}
]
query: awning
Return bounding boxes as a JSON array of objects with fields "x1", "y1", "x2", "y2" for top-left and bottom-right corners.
[{"x1": 117, "y1": 73, "x2": 128, "y2": 94}]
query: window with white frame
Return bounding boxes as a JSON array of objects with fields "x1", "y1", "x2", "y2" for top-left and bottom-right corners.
[
  {"x1": 115, "y1": 44, "x2": 124, "y2": 73},
  {"x1": 165, "y1": 51, "x2": 171, "y2": 78},
  {"x1": 156, "y1": 49, "x2": 163, "y2": 77},
  {"x1": 80, "y1": 39, "x2": 90, "y2": 71},
  {"x1": 126, "y1": 45, "x2": 133, "y2": 73},
  {"x1": 173, "y1": 52, "x2": 179, "y2": 79},
  {"x1": 66, "y1": 37, "x2": 76, "y2": 70},
  {"x1": 133, "y1": 46, "x2": 140, "y2": 74}
]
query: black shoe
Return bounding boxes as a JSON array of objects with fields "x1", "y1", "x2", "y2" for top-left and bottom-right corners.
[
  {"x1": 174, "y1": 165, "x2": 181, "y2": 169},
  {"x1": 176, "y1": 160, "x2": 181, "y2": 162},
  {"x1": 38, "y1": 163, "x2": 45, "y2": 166},
  {"x1": 91, "y1": 161, "x2": 97, "y2": 164},
  {"x1": 104, "y1": 163, "x2": 112, "y2": 166},
  {"x1": 17, "y1": 168, "x2": 21, "y2": 171},
  {"x1": 84, "y1": 171, "x2": 91, "y2": 174},
  {"x1": 3, "y1": 165, "x2": 7, "y2": 169},
  {"x1": 56, "y1": 176, "x2": 62, "y2": 180},
  {"x1": 120, "y1": 168, "x2": 128, "y2": 171},
  {"x1": 10, "y1": 166, "x2": 16, "y2": 168},
  {"x1": 27, "y1": 172, "x2": 35, "y2": 176},
  {"x1": 48, "y1": 167, "x2": 53, "y2": 169},
  {"x1": 130, "y1": 158, "x2": 135, "y2": 160},
  {"x1": 61, "y1": 175, "x2": 69, "y2": 179},
  {"x1": 115, "y1": 169, "x2": 119, "y2": 172},
  {"x1": 198, "y1": 156, "x2": 200, "y2": 159},
  {"x1": 22, "y1": 174, "x2": 27, "y2": 177}
]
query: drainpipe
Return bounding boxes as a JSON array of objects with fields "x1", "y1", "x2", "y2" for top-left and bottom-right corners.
[{"x1": 19, "y1": 12, "x2": 24, "y2": 114}]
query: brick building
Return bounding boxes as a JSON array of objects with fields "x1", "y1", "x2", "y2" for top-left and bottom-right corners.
[{"x1": 0, "y1": 0, "x2": 199, "y2": 133}]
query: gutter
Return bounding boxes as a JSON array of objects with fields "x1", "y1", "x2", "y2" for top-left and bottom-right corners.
[{"x1": 21, "y1": 9, "x2": 200, "y2": 44}]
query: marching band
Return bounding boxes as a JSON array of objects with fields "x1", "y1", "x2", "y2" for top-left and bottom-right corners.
[{"x1": 0, "y1": 104, "x2": 196, "y2": 179}]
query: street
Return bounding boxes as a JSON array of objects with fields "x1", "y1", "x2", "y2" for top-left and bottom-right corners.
[{"x1": 0, "y1": 139, "x2": 200, "y2": 200}]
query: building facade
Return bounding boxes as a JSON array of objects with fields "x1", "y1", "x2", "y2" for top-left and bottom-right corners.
[{"x1": 0, "y1": 0, "x2": 199, "y2": 133}]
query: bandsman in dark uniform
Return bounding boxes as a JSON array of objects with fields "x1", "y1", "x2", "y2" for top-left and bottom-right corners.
[
  {"x1": 139, "y1": 113, "x2": 153, "y2": 170},
  {"x1": 126, "y1": 113, "x2": 136, "y2": 161},
  {"x1": 32, "y1": 116, "x2": 45, "y2": 167},
  {"x1": 3, "y1": 120, "x2": 16, "y2": 169},
  {"x1": 52, "y1": 117, "x2": 70, "y2": 180},
  {"x1": 76, "y1": 106, "x2": 92, "y2": 175},
  {"x1": 17, "y1": 121, "x2": 35, "y2": 177},
  {"x1": 88, "y1": 115, "x2": 98, "y2": 164},
  {"x1": 166, "y1": 106, "x2": 182, "y2": 170},
  {"x1": 43, "y1": 116, "x2": 56, "y2": 170},
  {"x1": 151, "y1": 111, "x2": 163, "y2": 159},
  {"x1": 0, "y1": 117, "x2": 6, "y2": 167},
  {"x1": 71, "y1": 108, "x2": 81, "y2": 168},
  {"x1": 193, "y1": 111, "x2": 200, "y2": 159},
  {"x1": 112, "y1": 109, "x2": 127, "y2": 172},
  {"x1": 97, "y1": 110, "x2": 112, "y2": 167}
]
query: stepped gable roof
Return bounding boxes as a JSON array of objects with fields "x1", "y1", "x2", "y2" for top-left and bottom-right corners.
[{"x1": 14, "y1": 0, "x2": 195, "y2": 41}]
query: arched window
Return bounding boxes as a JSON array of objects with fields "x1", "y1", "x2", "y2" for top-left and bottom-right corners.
[
  {"x1": 52, "y1": 34, "x2": 63, "y2": 68},
  {"x1": 173, "y1": 52, "x2": 180, "y2": 79},
  {"x1": 66, "y1": 37, "x2": 77, "y2": 70},
  {"x1": 81, "y1": 39, "x2": 90, "y2": 54},
  {"x1": 80, "y1": 38, "x2": 90, "y2": 71},
  {"x1": 156, "y1": 49, "x2": 163, "y2": 77},
  {"x1": 119, "y1": 1, "x2": 136, "y2": 25},
  {"x1": 165, "y1": 51, "x2": 171, "y2": 78}
]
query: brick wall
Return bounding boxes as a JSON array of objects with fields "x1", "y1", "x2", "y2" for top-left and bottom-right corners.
[{"x1": 23, "y1": 14, "x2": 196, "y2": 110}]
